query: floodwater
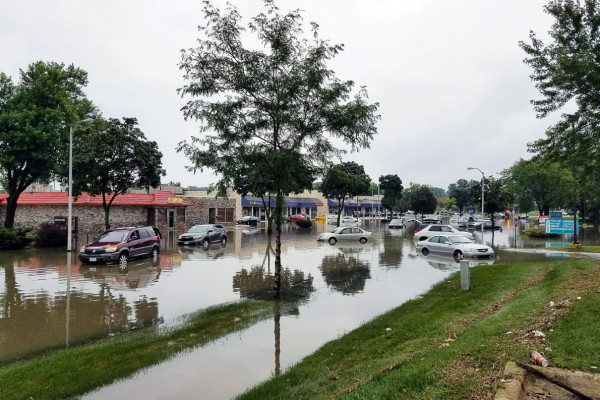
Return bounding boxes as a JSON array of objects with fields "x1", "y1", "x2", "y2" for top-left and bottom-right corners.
[{"x1": 1, "y1": 219, "x2": 598, "y2": 399}]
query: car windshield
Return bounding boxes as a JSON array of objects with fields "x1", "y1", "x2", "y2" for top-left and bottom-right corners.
[
  {"x1": 98, "y1": 230, "x2": 127, "y2": 243},
  {"x1": 449, "y1": 236, "x2": 472, "y2": 244},
  {"x1": 187, "y1": 225, "x2": 210, "y2": 233},
  {"x1": 390, "y1": 219, "x2": 402, "y2": 224}
]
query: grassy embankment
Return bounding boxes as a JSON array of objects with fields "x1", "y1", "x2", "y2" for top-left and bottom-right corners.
[
  {"x1": 0, "y1": 300, "x2": 274, "y2": 400},
  {"x1": 239, "y1": 260, "x2": 600, "y2": 400},
  {"x1": 549, "y1": 245, "x2": 600, "y2": 253}
]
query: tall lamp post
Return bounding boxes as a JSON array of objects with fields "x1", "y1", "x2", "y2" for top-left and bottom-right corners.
[
  {"x1": 467, "y1": 167, "x2": 485, "y2": 241},
  {"x1": 67, "y1": 118, "x2": 93, "y2": 251}
]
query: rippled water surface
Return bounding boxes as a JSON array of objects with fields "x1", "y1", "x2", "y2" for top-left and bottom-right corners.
[{"x1": 1, "y1": 219, "x2": 598, "y2": 399}]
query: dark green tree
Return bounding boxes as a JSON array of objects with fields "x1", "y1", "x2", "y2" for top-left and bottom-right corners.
[
  {"x1": 502, "y1": 158, "x2": 572, "y2": 215},
  {"x1": 447, "y1": 179, "x2": 472, "y2": 212},
  {"x1": 320, "y1": 162, "x2": 370, "y2": 226},
  {"x1": 68, "y1": 118, "x2": 165, "y2": 229},
  {"x1": 470, "y1": 176, "x2": 513, "y2": 227},
  {"x1": 177, "y1": 1, "x2": 379, "y2": 298},
  {"x1": 378, "y1": 174, "x2": 403, "y2": 212},
  {"x1": 0, "y1": 61, "x2": 94, "y2": 228},
  {"x1": 432, "y1": 187, "x2": 446, "y2": 197},
  {"x1": 403, "y1": 183, "x2": 437, "y2": 215},
  {"x1": 521, "y1": 0, "x2": 600, "y2": 230}
]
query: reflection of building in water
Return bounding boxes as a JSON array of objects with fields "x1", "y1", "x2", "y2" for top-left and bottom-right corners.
[{"x1": 319, "y1": 251, "x2": 371, "y2": 295}]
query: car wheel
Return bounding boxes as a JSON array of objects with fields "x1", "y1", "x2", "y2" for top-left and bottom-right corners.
[
  {"x1": 328, "y1": 237, "x2": 337, "y2": 245},
  {"x1": 221, "y1": 236, "x2": 227, "y2": 245},
  {"x1": 454, "y1": 250, "x2": 463, "y2": 261},
  {"x1": 421, "y1": 248, "x2": 429, "y2": 256},
  {"x1": 202, "y1": 239, "x2": 210, "y2": 249},
  {"x1": 118, "y1": 252, "x2": 128, "y2": 270},
  {"x1": 359, "y1": 237, "x2": 368, "y2": 244},
  {"x1": 151, "y1": 247, "x2": 159, "y2": 261}
]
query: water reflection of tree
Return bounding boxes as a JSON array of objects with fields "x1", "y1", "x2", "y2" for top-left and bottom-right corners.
[
  {"x1": 0, "y1": 264, "x2": 161, "y2": 362},
  {"x1": 378, "y1": 234, "x2": 404, "y2": 268},
  {"x1": 320, "y1": 250, "x2": 371, "y2": 295}
]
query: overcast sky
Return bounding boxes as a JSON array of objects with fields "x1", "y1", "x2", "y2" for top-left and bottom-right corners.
[{"x1": 1, "y1": 0, "x2": 559, "y2": 191}]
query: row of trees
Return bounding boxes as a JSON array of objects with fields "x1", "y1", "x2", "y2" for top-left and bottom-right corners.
[{"x1": 0, "y1": 62, "x2": 165, "y2": 230}]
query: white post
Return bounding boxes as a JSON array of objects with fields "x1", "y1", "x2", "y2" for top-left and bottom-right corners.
[
  {"x1": 460, "y1": 260, "x2": 470, "y2": 290},
  {"x1": 67, "y1": 126, "x2": 73, "y2": 252}
]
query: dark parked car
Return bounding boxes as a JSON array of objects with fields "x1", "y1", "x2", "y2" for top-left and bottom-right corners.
[
  {"x1": 178, "y1": 224, "x2": 228, "y2": 247},
  {"x1": 237, "y1": 216, "x2": 259, "y2": 226},
  {"x1": 388, "y1": 218, "x2": 404, "y2": 229},
  {"x1": 79, "y1": 226, "x2": 161, "y2": 267}
]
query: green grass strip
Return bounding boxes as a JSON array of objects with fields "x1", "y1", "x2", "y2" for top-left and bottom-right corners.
[
  {"x1": 0, "y1": 300, "x2": 273, "y2": 400},
  {"x1": 238, "y1": 260, "x2": 600, "y2": 400},
  {"x1": 550, "y1": 245, "x2": 600, "y2": 253}
]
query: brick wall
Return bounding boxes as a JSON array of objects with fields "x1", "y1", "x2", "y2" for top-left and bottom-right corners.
[{"x1": 183, "y1": 196, "x2": 236, "y2": 228}]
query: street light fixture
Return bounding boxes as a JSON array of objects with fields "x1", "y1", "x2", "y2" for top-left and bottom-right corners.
[
  {"x1": 467, "y1": 167, "x2": 485, "y2": 241},
  {"x1": 67, "y1": 118, "x2": 93, "y2": 251}
]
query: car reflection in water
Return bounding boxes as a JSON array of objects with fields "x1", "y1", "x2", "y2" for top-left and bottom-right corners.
[
  {"x1": 179, "y1": 242, "x2": 228, "y2": 261},
  {"x1": 79, "y1": 255, "x2": 161, "y2": 290},
  {"x1": 415, "y1": 253, "x2": 495, "y2": 271}
]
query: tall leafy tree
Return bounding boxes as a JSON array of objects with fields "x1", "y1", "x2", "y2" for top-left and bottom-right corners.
[
  {"x1": 0, "y1": 61, "x2": 94, "y2": 228},
  {"x1": 320, "y1": 162, "x2": 370, "y2": 226},
  {"x1": 407, "y1": 184, "x2": 438, "y2": 215},
  {"x1": 447, "y1": 179, "x2": 472, "y2": 212},
  {"x1": 177, "y1": 2, "x2": 379, "y2": 297},
  {"x1": 502, "y1": 158, "x2": 572, "y2": 215},
  {"x1": 68, "y1": 117, "x2": 165, "y2": 229},
  {"x1": 470, "y1": 176, "x2": 513, "y2": 227},
  {"x1": 378, "y1": 174, "x2": 403, "y2": 212},
  {"x1": 521, "y1": 0, "x2": 600, "y2": 227}
]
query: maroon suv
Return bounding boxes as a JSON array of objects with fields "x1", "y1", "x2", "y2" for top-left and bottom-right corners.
[{"x1": 79, "y1": 226, "x2": 161, "y2": 267}]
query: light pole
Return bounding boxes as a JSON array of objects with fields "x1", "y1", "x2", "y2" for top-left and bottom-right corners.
[
  {"x1": 467, "y1": 167, "x2": 485, "y2": 241},
  {"x1": 67, "y1": 118, "x2": 93, "y2": 251}
]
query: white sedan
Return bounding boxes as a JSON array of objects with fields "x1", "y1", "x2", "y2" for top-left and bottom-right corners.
[
  {"x1": 416, "y1": 234, "x2": 494, "y2": 260},
  {"x1": 414, "y1": 224, "x2": 474, "y2": 241},
  {"x1": 317, "y1": 226, "x2": 372, "y2": 245}
]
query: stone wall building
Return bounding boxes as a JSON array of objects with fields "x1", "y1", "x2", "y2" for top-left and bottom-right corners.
[{"x1": 0, "y1": 190, "x2": 193, "y2": 237}]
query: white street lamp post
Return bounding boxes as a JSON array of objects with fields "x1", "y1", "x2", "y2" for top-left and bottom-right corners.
[
  {"x1": 467, "y1": 167, "x2": 485, "y2": 241},
  {"x1": 67, "y1": 118, "x2": 93, "y2": 251}
]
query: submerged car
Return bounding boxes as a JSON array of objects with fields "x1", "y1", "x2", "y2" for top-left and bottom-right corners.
[
  {"x1": 237, "y1": 216, "x2": 259, "y2": 226},
  {"x1": 413, "y1": 224, "x2": 474, "y2": 241},
  {"x1": 317, "y1": 226, "x2": 372, "y2": 245},
  {"x1": 79, "y1": 226, "x2": 161, "y2": 267},
  {"x1": 416, "y1": 234, "x2": 494, "y2": 260},
  {"x1": 178, "y1": 224, "x2": 228, "y2": 247},
  {"x1": 388, "y1": 218, "x2": 404, "y2": 229}
]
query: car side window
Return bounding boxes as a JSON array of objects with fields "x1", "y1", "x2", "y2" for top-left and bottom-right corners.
[
  {"x1": 139, "y1": 229, "x2": 149, "y2": 239},
  {"x1": 130, "y1": 230, "x2": 139, "y2": 241},
  {"x1": 441, "y1": 226, "x2": 452, "y2": 232},
  {"x1": 430, "y1": 226, "x2": 441, "y2": 232},
  {"x1": 352, "y1": 228, "x2": 361, "y2": 233},
  {"x1": 341, "y1": 228, "x2": 350, "y2": 234},
  {"x1": 439, "y1": 236, "x2": 449, "y2": 244},
  {"x1": 429, "y1": 236, "x2": 440, "y2": 243}
]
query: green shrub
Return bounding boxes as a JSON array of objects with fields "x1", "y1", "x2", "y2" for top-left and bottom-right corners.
[
  {"x1": 35, "y1": 221, "x2": 68, "y2": 247},
  {"x1": 524, "y1": 225, "x2": 559, "y2": 238},
  {"x1": 0, "y1": 226, "x2": 33, "y2": 250},
  {"x1": 295, "y1": 219, "x2": 312, "y2": 229}
]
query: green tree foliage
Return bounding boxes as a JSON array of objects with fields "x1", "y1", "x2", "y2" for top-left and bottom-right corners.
[
  {"x1": 502, "y1": 158, "x2": 572, "y2": 215},
  {"x1": 447, "y1": 179, "x2": 472, "y2": 212},
  {"x1": 403, "y1": 183, "x2": 437, "y2": 214},
  {"x1": 521, "y1": 0, "x2": 600, "y2": 224},
  {"x1": 378, "y1": 174, "x2": 403, "y2": 212},
  {"x1": 320, "y1": 162, "x2": 370, "y2": 225},
  {"x1": 68, "y1": 118, "x2": 164, "y2": 229},
  {"x1": 432, "y1": 187, "x2": 446, "y2": 197},
  {"x1": 470, "y1": 176, "x2": 513, "y2": 226},
  {"x1": 0, "y1": 61, "x2": 94, "y2": 228},
  {"x1": 177, "y1": 2, "x2": 379, "y2": 297}
]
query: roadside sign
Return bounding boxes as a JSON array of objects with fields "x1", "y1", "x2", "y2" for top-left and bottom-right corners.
[
  {"x1": 549, "y1": 211, "x2": 563, "y2": 219},
  {"x1": 544, "y1": 218, "x2": 578, "y2": 234}
]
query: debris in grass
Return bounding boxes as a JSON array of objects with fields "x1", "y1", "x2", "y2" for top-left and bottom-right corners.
[
  {"x1": 386, "y1": 327, "x2": 391, "y2": 332},
  {"x1": 532, "y1": 330, "x2": 546, "y2": 338},
  {"x1": 549, "y1": 301, "x2": 555, "y2": 307}
]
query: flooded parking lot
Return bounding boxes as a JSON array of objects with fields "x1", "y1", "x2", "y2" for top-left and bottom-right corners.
[{"x1": 1, "y1": 219, "x2": 599, "y2": 398}]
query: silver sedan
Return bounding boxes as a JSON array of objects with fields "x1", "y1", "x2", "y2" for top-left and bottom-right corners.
[
  {"x1": 415, "y1": 234, "x2": 494, "y2": 260},
  {"x1": 317, "y1": 226, "x2": 372, "y2": 245}
]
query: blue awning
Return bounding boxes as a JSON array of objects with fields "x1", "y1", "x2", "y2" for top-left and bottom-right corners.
[
  {"x1": 241, "y1": 196, "x2": 275, "y2": 207},
  {"x1": 359, "y1": 198, "x2": 381, "y2": 206},
  {"x1": 285, "y1": 197, "x2": 323, "y2": 207},
  {"x1": 327, "y1": 198, "x2": 358, "y2": 206}
]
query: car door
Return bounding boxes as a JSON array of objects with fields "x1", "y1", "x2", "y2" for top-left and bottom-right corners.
[
  {"x1": 128, "y1": 230, "x2": 142, "y2": 258},
  {"x1": 138, "y1": 228, "x2": 151, "y2": 256},
  {"x1": 426, "y1": 236, "x2": 441, "y2": 253},
  {"x1": 437, "y1": 236, "x2": 453, "y2": 255},
  {"x1": 338, "y1": 227, "x2": 354, "y2": 240}
]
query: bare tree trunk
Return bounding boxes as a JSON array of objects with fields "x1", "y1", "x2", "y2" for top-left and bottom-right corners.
[{"x1": 273, "y1": 301, "x2": 281, "y2": 376}]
